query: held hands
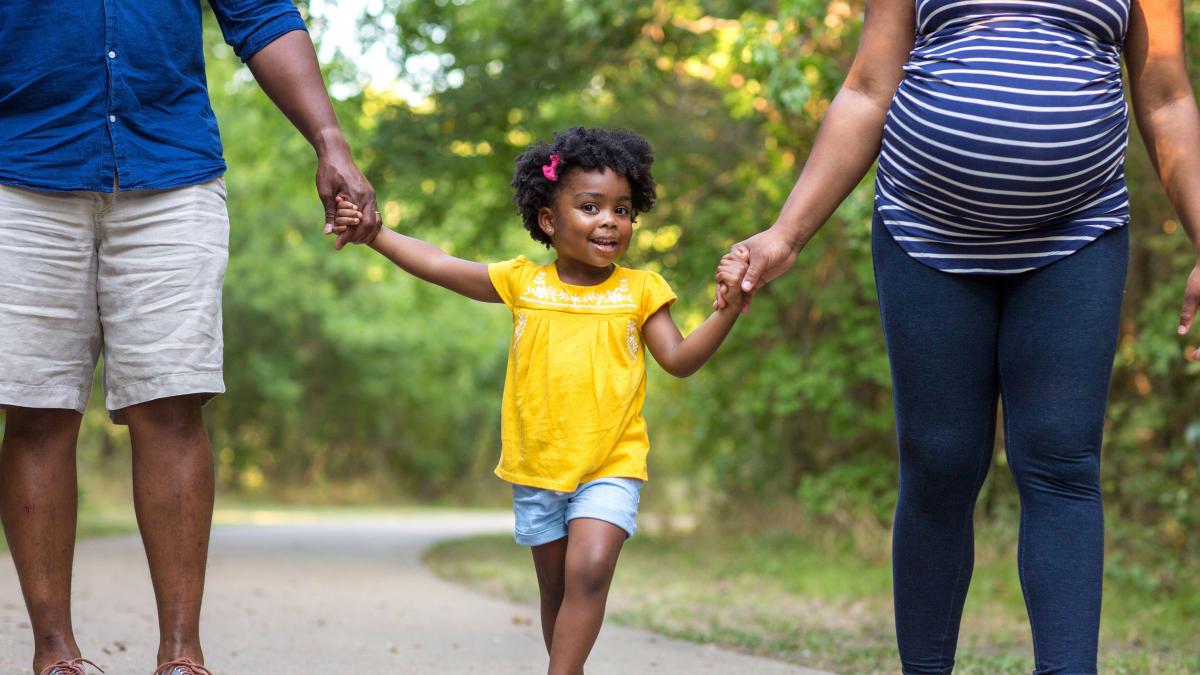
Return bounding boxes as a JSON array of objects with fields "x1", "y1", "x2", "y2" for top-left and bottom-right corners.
[
  {"x1": 317, "y1": 140, "x2": 380, "y2": 249},
  {"x1": 714, "y1": 227, "x2": 801, "y2": 313},
  {"x1": 1180, "y1": 260, "x2": 1200, "y2": 362}
]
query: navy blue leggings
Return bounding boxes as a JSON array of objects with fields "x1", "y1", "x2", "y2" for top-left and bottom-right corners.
[{"x1": 872, "y1": 217, "x2": 1128, "y2": 675}]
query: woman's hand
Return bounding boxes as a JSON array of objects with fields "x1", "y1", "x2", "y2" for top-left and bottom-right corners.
[
  {"x1": 713, "y1": 226, "x2": 801, "y2": 312},
  {"x1": 1179, "y1": 260, "x2": 1200, "y2": 361}
]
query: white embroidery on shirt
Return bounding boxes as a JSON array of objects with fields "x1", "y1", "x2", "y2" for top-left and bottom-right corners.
[
  {"x1": 518, "y1": 271, "x2": 636, "y2": 309},
  {"x1": 513, "y1": 312, "x2": 529, "y2": 346},
  {"x1": 626, "y1": 319, "x2": 640, "y2": 359}
]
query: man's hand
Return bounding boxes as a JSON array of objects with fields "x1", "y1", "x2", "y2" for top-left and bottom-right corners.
[{"x1": 317, "y1": 135, "x2": 380, "y2": 249}]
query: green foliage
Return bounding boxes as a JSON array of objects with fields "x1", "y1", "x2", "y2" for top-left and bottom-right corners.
[
  {"x1": 184, "y1": 15, "x2": 515, "y2": 499},
  {"x1": 365, "y1": 0, "x2": 1198, "y2": 582},
  {"x1": 64, "y1": 1, "x2": 1196, "y2": 570}
]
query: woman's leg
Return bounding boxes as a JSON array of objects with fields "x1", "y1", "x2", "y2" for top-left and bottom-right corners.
[
  {"x1": 997, "y1": 226, "x2": 1128, "y2": 675},
  {"x1": 873, "y1": 221, "x2": 1003, "y2": 674}
]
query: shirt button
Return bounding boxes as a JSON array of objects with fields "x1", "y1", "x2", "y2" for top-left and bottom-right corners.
[
  {"x1": 107, "y1": 51, "x2": 116, "y2": 59},
  {"x1": 109, "y1": 115, "x2": 116, "y2": 123}
]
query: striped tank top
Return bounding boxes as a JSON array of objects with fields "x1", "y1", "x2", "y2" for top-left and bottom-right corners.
[{"x1": 875, "y1": 0, "x2": 1131, "y2": 274}]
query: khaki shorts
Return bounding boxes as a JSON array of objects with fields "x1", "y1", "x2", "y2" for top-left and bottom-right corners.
[{"x1": 0, "y1": 179, "x2": 229, "y2": 423}]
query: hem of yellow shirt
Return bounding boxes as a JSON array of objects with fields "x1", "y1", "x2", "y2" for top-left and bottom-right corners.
[{"x1": 494, "y1": 467, "x2": 649, "y2": 493}]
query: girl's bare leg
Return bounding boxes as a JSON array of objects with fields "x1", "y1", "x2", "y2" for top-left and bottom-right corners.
[
  {"x1": 531, "y1": 537, "x2": 568, "y2": 653},
  {"x1": 546, "y1": 518, "x2": 625, "y2": 675}
]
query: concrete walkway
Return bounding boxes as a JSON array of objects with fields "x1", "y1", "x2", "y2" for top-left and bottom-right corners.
[{"x1": 0, "y1": 511, "x2": 829, "y2": 674}]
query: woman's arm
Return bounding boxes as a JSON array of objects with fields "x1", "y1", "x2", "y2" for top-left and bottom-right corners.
[
  {"x1": 1126, "y1": 0, "x2": 1200, "y2": 357},
  {"x1": 721, "y1": 0, "x2": 915, "y2": 303}
]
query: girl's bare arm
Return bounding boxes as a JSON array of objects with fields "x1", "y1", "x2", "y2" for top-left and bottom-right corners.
[
  {"x1": 643, "y1": 255, "x2": 749, "y2": 377},
  {"x1": 367, "y1": 228, "x2": 502, "y2": 303},
  {"x1": 336, "y1": 197, "x2": 502, "y2": 303}
]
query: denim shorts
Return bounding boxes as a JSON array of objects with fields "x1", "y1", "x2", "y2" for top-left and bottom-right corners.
[{"x1": 511, "y1": 477, "x2": 643, "y2": 547}]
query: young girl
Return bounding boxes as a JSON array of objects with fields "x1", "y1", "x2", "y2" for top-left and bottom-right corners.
[{"x1": 334, "y1": 127, "x2": 747, "y2": 674}]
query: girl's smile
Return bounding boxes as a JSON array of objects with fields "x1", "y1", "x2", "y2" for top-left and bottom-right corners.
[{"x1": 588, "y1": 234, "x2": 620, "y2": 254}]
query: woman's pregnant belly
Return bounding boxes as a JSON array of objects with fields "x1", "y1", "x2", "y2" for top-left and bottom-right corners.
[{"x1": 876, "y1": 20, "x2": 1129, "y2": 230}]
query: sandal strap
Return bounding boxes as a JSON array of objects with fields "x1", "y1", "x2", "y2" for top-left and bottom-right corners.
[
  {"x1": 38, "y1": 658, "x2": 103, "y2": 675},
  {"x1": 153, "y1": 658, "x2": 213, "y2": 675}
]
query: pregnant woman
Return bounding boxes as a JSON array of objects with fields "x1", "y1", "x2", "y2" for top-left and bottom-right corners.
[{"x1": 723, "y1": 1, "x2": 1200, "y2": 673}]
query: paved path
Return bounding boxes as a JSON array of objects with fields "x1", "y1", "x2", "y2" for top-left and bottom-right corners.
[{"x1": 0, "y1": 511, "x2": 828, "y2": 674}]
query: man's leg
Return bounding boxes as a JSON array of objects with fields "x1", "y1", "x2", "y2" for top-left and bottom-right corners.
[
  {"x1": 0, "y1": 184, "x2": 102, "y2": 672},
  {"x1": 0, "y1": 407, "x2": 85, "y2": 673},
  {"x1": 95, "y1": 179, "x2": 229, "y2": 668},
  {"x1": 123, "y1": 395, "x2": 214, "y2": 666}
]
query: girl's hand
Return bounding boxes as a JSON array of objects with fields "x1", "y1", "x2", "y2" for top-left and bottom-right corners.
[
  {"x1": 715, "y1": 249, "x2": 750, "y2": 311},
  {"x1": 714, "y1": 227, "x2": 801, "y2": 313},
  {"x1": 1179, "y1": 259, "x2": 1200, "y2": 361},
  {"x1": 333, "y1": 195, "x2": 364, "y2": 233}
]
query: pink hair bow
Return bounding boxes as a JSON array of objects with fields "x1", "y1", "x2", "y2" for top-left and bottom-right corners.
[{"x1": 542, "y1": 153, "x2": 561, "y2": 182}]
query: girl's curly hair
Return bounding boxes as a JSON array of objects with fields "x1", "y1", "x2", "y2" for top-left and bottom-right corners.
[{"x1": 511, "y1": 127, "x2": 656, "y2": 247}]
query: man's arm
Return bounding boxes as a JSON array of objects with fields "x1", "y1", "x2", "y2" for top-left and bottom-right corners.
[{"x1": 244, "y1": 30, "x2": 380, "y2": 249}]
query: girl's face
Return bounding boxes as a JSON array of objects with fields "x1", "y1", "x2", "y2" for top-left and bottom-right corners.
[{"x1": 539, "y1": 167, "x2": 634, "y2": 281}]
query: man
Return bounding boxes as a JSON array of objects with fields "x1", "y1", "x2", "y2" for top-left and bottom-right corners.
[{"x1": 0, "y1": 2, "x2": 381, "y2": 673}]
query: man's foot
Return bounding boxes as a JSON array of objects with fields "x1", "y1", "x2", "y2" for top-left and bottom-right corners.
[
  {"x1": 38, "y1": 658, "x2": 102, "y2": 675},
  {"x1": 153, "y1": 658, "x2": 212, "y2": 675}
]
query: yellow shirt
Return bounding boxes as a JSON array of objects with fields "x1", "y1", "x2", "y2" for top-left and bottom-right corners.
[{"x1": 488, "y1": 256, "x2": 676, "y2": 491}]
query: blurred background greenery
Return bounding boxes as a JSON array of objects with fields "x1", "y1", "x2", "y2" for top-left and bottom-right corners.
[{"x1": 6, "y1": 0, "x2": 1198, "y2": 671}]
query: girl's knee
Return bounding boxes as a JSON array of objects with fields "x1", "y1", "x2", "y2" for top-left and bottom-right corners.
[
  {"x1": 536, "y1": 570, "x2": 566, "y2": 606},
  {"x1": 569, "y1": 556, "x2": 617, "y2": 597},
  {"x1": 539, "y1": 585, "x2": 565, "y2": 610}
]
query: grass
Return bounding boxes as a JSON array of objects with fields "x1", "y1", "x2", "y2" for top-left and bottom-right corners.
[{"x1": 424, "y1": 527, "x2": 1200, "y2": 674}]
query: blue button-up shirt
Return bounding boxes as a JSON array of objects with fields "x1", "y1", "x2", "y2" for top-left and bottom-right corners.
[{"x1": 0, "y1": 1, "x2": 306, "y2": 192}]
